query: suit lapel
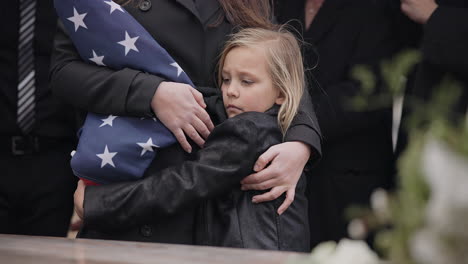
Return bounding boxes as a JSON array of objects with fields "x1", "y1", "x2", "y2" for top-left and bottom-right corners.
[
  {"x1": 196, "y1": 0, "x2": 221, "y2": 25},
  {"x1": 174, "y1": 0, "x2": 201, "y2": 22},
  {"x1": 174, "y1": 0, "x2": 221, "y2": 25}
]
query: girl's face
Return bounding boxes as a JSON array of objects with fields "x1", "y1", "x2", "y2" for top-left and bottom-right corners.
[{"x1": 221, "y1": 45, "x2": 284, "y2": 118}]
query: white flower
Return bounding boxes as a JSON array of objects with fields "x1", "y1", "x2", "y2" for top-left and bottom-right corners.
[
  {"x1": 370, "y1": 188, "x2": 390, "y2": 222},
  {"x1": 309, "y1": 241, "x2": 337, "y2": 262},
  {"x1": 410, "y1": 229, "x2": 456, "y2": 264},
  {"x1": 422, "y1": 137, "x2": 468, "y2": 236},
  {"x1": 327, "y1": 239, "x2": 380, "y2": 264},
  {"x1": 292, "y1": 239, "x2": 381, "y2": 264},
  {"x1": 348, "y1": 219, "x2": 367, "y2": 240}
]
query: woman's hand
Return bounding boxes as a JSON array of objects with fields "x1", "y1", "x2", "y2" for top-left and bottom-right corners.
[
  {"x1": 151, "y1": 82, "x2": 215, "y2": 153},
  {"x1": 74, "y1": 180, "x2": 86, "y2": 220},
  {"x1": 401, "y1": 0, "x2": 438, "y2": 24},
  {"x1": 241, "y1": 141, "x2": 311, "y2": 215}
]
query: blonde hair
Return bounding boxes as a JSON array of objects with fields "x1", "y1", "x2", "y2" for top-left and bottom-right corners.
[{"x1": 218, "y1": 27, "x2": 305, "y2": 136}]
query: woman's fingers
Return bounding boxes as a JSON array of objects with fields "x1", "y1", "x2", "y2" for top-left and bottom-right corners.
[
  {"x1": 189, "y1": 87, "x2": 206, "y2": 108},
  {"x1": 173, "y1": 128, "x2": 192, "y2": 153},
  {"x1": 241, "y1": 178, "x2": 278, "y2": 191},
  {"x1": 277, "y1": 188, "x2": 295, "y2": 215},
  {"x1": 241, "y1": 146, "x2": 282, "y2": 185},
  {"x1": 251, "y1": 186, "x2": 286, "y2": 203},
  {"x1": 151, "y1": 82, "x2": 214, "y2": 152},
  {"x1": 73, "y1": 180, "x2": 85, "y2": 219},
  {"x1": 250, "y1": 186, "x2": 296, "y2": 215},
  {"x1": 192, "y1": 112, "x2": 212, "y2": 139},
  {"x1": 241, "y1": 166, "x2": 278, "y2": 185},
  {"x1": 182, "y1": 124, "x2": 205, "y2": 148},
  {"x1": 253, "y1": 145, "x2": 280, "y2": 172},
  {"x1": 189, "y1": 88, "x2": 214, "y2": 133}
]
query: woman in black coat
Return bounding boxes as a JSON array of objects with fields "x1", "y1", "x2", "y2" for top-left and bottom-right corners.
[
  {"x1": 396, "y1": 0, "x2": 468, "y2": 155},
  {"x1": 275, "y1": 0, "x2": 398, "y2": 248},
  {"x1": 50, "y1": 0, "x2": 321, "y2": 246}
]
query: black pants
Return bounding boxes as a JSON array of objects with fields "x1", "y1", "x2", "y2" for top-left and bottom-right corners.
[{"x1": 0, "y1": 142, "x2": 77, "y2": 237}]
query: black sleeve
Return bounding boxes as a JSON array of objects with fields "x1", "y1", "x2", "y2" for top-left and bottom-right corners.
[
  {"x1": 83, "y1": 117, "x2": 260, "y2": 230},
  {"x1": 284, "y1": 88, "x2": 323, "y2": 161},
  {"x1": 49, "y1": 21, "x2": 164, "y2": 117},
  {"x1": 422, "y1": 6, "x2": 468, "y2": 76}
]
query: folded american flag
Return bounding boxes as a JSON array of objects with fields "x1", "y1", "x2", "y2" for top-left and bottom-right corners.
[{"x1": 54, "y1": 0, "x2": 193, "y2": 184}]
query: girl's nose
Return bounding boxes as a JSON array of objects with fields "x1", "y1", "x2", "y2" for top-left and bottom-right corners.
[{"x1": 226, "y1": 82, "x2": 239, "y2": 97}]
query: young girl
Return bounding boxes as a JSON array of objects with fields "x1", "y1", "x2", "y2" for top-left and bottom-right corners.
[{"x1": 77, "y1": 27, "x2": 310, "y2": 251}]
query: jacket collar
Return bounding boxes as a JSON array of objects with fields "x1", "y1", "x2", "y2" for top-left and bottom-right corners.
[{"x1": 265, "y1": 104, "x2": 280, "y2": 117}]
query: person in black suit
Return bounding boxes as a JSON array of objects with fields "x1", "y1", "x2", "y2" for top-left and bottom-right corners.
[
  {"x1": 50, "y1": 0, "x2": 322, "y2": 243},
  {"x1": 275, "y1": 0, "x2": 398, "y2": 248},
  {"x1": 0, "y1": 0, "x2": 77, "y2": 236},
  {"x1": 396, "y1": 0, "x2": 468, "y2": 155}
]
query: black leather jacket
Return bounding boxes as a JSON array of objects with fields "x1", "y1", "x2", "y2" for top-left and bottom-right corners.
[{"x1": 80, "y1": 106, "x2": 310, "y2": 251}]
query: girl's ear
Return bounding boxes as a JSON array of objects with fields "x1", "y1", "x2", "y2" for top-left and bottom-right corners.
[{"x1": 275, "y1": 92, "x2": 285, "y2": 105}]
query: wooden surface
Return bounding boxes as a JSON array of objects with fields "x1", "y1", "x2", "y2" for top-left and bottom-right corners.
[{"x1": 0, "y1": 234, "x2": 305, "y2": 264}]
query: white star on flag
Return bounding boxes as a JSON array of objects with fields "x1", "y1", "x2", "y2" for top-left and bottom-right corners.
[
  {"x1": 170, "y1": 62, "x2": 183, "y2": 77},
  {"x1": 137, "y1": 138, "x2": 159, "y2": 156},
  {"x1": 89, "y1": 50, "x2": 106, "y2": 66},
  {"x1": 67, "y1": 7, "x2": 88, "y2": 32},
  {"x1": 104, "y1": 0, "x2": 125, "y2": 14},
  {"x1": 100, "y1": 115, "x2": 118, "y2": 127},
  {"x1": 96, "y1": 145, "x2": 118, "y2": 168},
  {"x1": 118, "y1": 31, "x2": 139, "y2": 56}
]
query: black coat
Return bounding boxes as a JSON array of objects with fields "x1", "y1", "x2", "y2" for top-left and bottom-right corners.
[
  {"x1": 396, "y1": 1, "x2": 468, "y2": 155},
  {"x1": 276, "y1": 0, "x2": 397, "y2": 247},
  {"x1": 50, "y1": 0, "x2": 318, "y2": 249},
  {"x1": 80, "y1": 106, "x2": 310, "y2": 251}
]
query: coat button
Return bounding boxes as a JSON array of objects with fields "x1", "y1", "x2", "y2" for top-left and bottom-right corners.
[
  {"x1": 140, "y1": 225, "x2": 153, "y2": 237},
  {"x1": 139, "y1": 0, "x2": 152, "y2": 11}
]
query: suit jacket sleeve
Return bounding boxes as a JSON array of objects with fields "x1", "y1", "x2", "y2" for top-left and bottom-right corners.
[
  {"x1": 83, "y1": 116, "x2": 260, "y2": 230},
  {"x1": 285, "y1": 88, "x2": 322, "y2": 161},
  {"x1": 423, "y1": 6, "x2": 468, "y2": 76},
  {"x1": 49, "y1": 21, "x2": 163, "y2": 117}
]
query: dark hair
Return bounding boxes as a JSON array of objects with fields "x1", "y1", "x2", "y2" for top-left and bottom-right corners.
[
  {"x1": 217, "y1": 0, "x2": 273, "y2": 28},
  {"x1": 116, "y1": 0, "x2": 273, "y2": 28}
]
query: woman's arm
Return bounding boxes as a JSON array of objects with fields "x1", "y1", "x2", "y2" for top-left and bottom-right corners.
[
  {"x1": 241, "y1": 89, "x2": 322, "y2": 214},
  {"x1": 79, "y1": 116, "x2": 261, "y2": 231},
  {"x1": 284, "y1": 88, "x2": 323, "y2": 158},
  {"x1": 50, "y1": 22, "x2": 213, "y2": 150},
  {"x1": 50, "y1": 21, "x2": 162, "y2": 117}
]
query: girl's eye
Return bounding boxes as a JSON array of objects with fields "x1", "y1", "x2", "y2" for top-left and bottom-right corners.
[
  {"x1": 222, "y1": 78, "x2": 230, "y2": 84},
  {"x1": 242, "y1": 80, "x2": 253, "y2": 85}
]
